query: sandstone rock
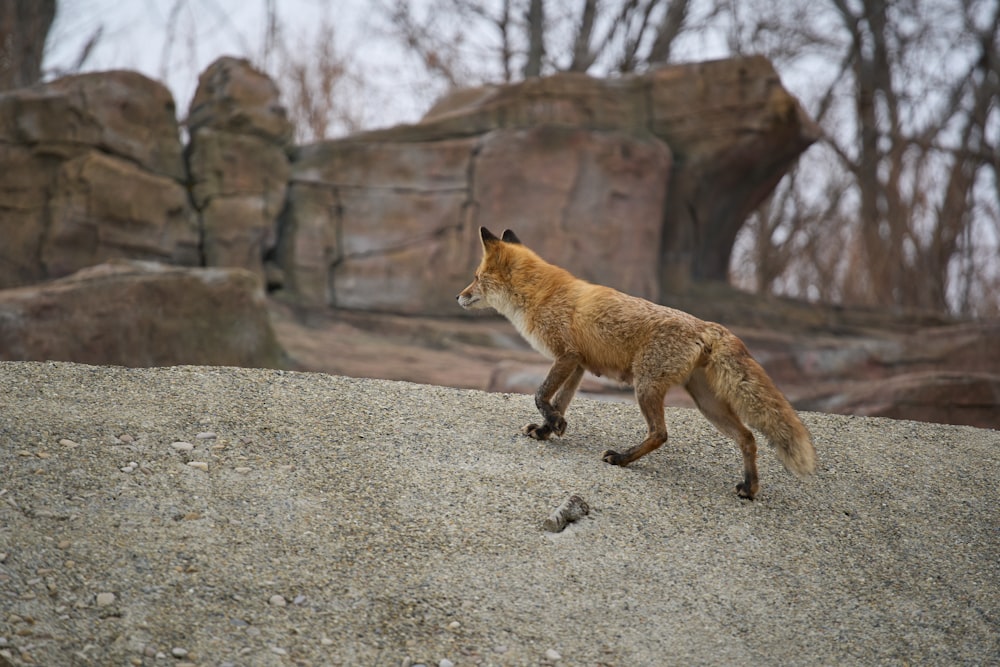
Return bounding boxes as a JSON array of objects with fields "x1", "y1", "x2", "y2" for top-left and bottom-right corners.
[
  {"x1": 43, "y1": 151, "x2": 199, "y2": 277},
  {"x1": 278, "y1": 56, "x2": 813, "y2": 313},
  {"x1": 200, "y1": 196, "x2": 279, "y2": 274},
  {"x1": 648, "y1": 58, "x2": 821, "y2": 286},
  {"x1": 472, "y1": 126, "x2": 670, "y2": 301},
  {"x1": 281, "y1": 127, "x2": 669, "y2": 312},
  {"x1": 331, "y1": 227, "x2": 475, "y2": 314},
  {"x1": 0, "y1": 70, "x2": 185, "y2": 179},
  {"x1": 282, "y1": 137, "x2": 478, "y2": 313},
  {"x1": 419, "y1": 71, "x2": 646, "y2": 132},
  {"x1": 0, "y1": 145, "x2": 59, "y2": 287},
  {"x1": 0, "y1": 70, "x2": 192, "y2": 289},
  {"x1": 187, "y1": 56, "x2": 292, "y2": 143},
  {"x1": 187, "y1": 128, "x2": 290, "y2": 210},
  {"x1": 275, "y1": 182, "x2": 339, "y2": 305},
  {"x1": 187, "y1": 60, "x2": 291, "y2": 280},
  {"x1": 0, "y1": 260, "x2": 284, "y2": 368}
]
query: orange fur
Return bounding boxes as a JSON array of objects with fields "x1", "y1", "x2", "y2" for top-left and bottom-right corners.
[{"x1": 458, "y1": 227, "x2": 816, "y2": 499}]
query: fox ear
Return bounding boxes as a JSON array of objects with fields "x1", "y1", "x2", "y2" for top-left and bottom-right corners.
[
  {"x1": 501, "y1": 229, "x2": 522, "y2": 244},
  {"x1": 480, "y1": 227, "x2": 500, "y2": 246}
]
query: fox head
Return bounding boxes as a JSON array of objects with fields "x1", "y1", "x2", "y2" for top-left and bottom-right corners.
[{"x1": 456, "y1": 226, "x2": 525, "y2": 312}]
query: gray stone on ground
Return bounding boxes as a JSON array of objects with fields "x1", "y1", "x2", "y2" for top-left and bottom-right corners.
[{"x1": 0, "y1": 362, "x2": 997, "y2": 666}]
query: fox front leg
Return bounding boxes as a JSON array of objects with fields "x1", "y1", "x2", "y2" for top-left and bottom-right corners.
[{"x1": 523, "y1": 356, "x2": 582, "y2": 441}]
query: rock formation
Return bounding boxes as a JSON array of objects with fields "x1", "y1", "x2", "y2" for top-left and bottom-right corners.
[
  {"x1": 186, "y1": 56, "x2": 292, "y2": 282},
  {"x1": 277, "y1": 56, "x2": 817, "y2": 313},
  {"x1": 0, "y1": 71, "x2": 198, "y2": 289}
]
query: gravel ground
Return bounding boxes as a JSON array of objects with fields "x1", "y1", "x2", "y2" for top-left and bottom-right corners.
[{"x1": 1, "y1": 361, "x2": 997, "y2": 666}]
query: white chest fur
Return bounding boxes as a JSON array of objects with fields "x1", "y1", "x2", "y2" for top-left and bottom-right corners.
[{"x1": 497, "y1": 300, "x2": 556, "y2": 360}]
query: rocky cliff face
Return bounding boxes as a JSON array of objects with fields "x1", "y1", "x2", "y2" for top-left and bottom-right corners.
[
  {"x1": 278, "y1": 57, "x2": 819, "y2": 313},
  {"x1": 0, "y1": 56, "x2": 812, "y2": 314},
  {"x1": 187, "y1": 57, "x2": 292, "y2": 283},
  {"x1": 0, "y1": 71, "x2": 198, "y2": 288}
]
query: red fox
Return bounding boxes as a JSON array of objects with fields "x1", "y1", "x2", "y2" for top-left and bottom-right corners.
[{"x1": 457, "y1": 227, "x2": 816, "y2": 499}]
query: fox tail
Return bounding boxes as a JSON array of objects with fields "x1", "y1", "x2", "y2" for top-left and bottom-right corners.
[{"x1": 702, "y1": 327, "x2": 816, "y2": 478}]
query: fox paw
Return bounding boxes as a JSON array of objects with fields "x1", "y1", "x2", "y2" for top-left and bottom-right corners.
[
  {"x1": 602, "y1": 449, "x2": 626, "y2": 466},
  {"x1": 523, "y1": 423, "x2": 552, "y2": 440},
  {"x1": 549, "y1": 415, "x2": 567, "y2": 437},
  {"x1": 735, "y1": 481, "x2": 757, "y2": 500}
]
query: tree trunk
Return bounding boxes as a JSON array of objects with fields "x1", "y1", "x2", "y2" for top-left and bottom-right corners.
[
  {"x1": 0, "y1": 0, "x2": 56, "y2": 90},
  {"x1": 523, "y1": 0, "x2": 545, "y2": 78}
]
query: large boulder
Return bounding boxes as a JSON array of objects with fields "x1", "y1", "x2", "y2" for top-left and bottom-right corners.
[
  {"x1": 0, "y1": 71, "x2": 195, "y2": 289},
  {"x1": 281, "y1": 136, "x2": 481, "y2": 313},
  {"x1": 44, "y1": 151, "x2": 199, "y2": 277},
  {"x1": 0, "y1": 260, "x2": 284, "y2": 368},
  {"x1": 187, "y1": 57, "x2": 292, "y2": 280},
  {"x1": 0, "y1": 70, "x2": 185, "y2": 178},
  {"x1": 187, "y1": 56, "x2": 293, "y2": 143},
  {"x1": 281, "y1": 128, "x2": 669, "y2": 314}
]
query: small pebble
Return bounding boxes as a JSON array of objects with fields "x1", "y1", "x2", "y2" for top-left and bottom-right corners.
[
  {"x1": 293, "y1": 594, "x2": 307, "y2": 605},
  {"x1": 235, "y1": 467, "x2": 252, "y2": 474},
  {"x1": 268, "y1": 594, "x2": 287, "y2": 607},
  {"x1": 269, "y1": 646, "x2": 287, "y2": 656},
  {"x1": 58, "y1": 439, "x2": 78, "y2": 447},
  {"x1": 439, "y1": 660, "x2": 455, "y2": 667},
  {"x1": 545, "y1": 648, "x2": 562, "y2": 661},
  {"x1": 95, "y1": 592, "x2": 116, "y2": 606},
  {"x1": 171, "y1": 442, "x2": 194, "y2": 452},
  {"x1": 171, "y1": 647, "x2": 188, "y2": 658},
  {"x1": 320, "y1": 637, "x2": 334, "y2": 646},
  {"x1": 187, "y1": 461, "x2": 209, "y2": 471},
  {"x1": 196, "y1": 432, "x2": 217, "y2": 440},
  {"x1": 119, "y1": 434, "x2": 134, "y2": 443}
]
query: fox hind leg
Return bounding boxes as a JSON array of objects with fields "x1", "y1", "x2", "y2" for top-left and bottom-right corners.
[
  {"x1": 685, "y1": 368, "x2": 759, "y2": 499},
  {"x1": 602, "y1": 381, "x2": 669, "y2": 466}
]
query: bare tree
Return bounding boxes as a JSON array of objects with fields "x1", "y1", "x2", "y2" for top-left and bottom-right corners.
[
  {"x1": 523, "y1": 0, "x2": 544, "y2": 76},
  {"x1": 275, "y1": 20, "x2": 370, "y2": 142},
  {"x1": 729, "y1": 0, "x2": 999, "y2": 316},
  {"x1": 379, "y1": 0, "x2": 700, "y2": 85}
]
